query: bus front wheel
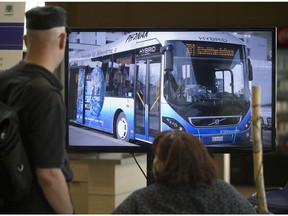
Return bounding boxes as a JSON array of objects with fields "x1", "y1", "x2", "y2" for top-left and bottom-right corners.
[{"x1": 115, "y1": 112, "x2": 129, "y2": 142}]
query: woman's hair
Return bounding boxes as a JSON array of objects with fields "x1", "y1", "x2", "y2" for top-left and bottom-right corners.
[{"x1": 152, "y1": 129, "x2": 218, "y2": 187}]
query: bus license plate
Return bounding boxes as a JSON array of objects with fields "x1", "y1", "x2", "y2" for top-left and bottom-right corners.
[{"x1": 212, "y1": 136, "x2": 223, "y2": 142}]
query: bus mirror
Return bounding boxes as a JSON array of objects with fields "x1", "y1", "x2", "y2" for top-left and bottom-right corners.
[
  {"x1": 248, "y1": 58, "x2": 253, "y2": 81},
  {"x1": 161, "y1": 44, "x2": 174, "y2": 71}
]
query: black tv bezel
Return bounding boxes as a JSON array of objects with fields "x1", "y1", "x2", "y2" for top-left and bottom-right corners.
[{"x1": 65, "y1": 27, "x2": 277, "y2": 154}]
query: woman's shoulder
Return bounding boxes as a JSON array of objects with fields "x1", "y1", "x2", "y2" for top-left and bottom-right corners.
[
  {"x1": 128, "y1": 183, "x2": 171, "y2": 199},
  {"x1": 210, "y1": 179, "x2": 250, "y2": 201},
  {"x1": 212, "y1": 179, "x2": 239, "y2": 191}
]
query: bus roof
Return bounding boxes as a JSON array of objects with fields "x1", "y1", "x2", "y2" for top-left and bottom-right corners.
[{"x1": 69, "y1": 31, "x2": 245, "y2": 62}]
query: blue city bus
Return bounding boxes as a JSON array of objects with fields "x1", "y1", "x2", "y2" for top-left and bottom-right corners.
[{"x1": 67, "y1": 31, "x2": 253, "y2": 146}]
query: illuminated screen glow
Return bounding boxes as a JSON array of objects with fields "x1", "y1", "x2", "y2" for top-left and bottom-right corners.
[{"x1": 66, "y1": 28, "x2": 276, "y2": 153}]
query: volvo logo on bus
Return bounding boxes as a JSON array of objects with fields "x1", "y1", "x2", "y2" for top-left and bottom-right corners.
[{"x1": 214, "y1": 119, "x2": 220, "y2": 125}]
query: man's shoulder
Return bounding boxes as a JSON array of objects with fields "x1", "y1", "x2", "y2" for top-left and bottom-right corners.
[
  {"x1": 28, "y1": 77, "x2": 58, "y2": 91},
  {"x1": 0, "y1": 61, "x2": 24, "y2": 80}
]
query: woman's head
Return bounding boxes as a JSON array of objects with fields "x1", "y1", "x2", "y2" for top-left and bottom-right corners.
[{"x1": 152, "y1": 129, "x2": 217, "y2": 187}]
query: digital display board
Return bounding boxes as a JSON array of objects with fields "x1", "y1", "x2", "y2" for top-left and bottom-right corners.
[
  {"x1": 66, "y1": 28, "x2": 276, "y2": 154},
  {"x1": 185, "y1": 42, "x2": 236, "y2": 58}
]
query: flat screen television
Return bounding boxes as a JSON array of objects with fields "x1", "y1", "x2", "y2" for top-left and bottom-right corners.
[{"x1": 65, "y1": 28, "x2": 276, "y2": 153}]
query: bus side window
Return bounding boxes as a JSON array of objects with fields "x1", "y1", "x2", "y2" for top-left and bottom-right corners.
[
  {"x1": 110, "y1": 67, "x2": 119, "y2": 97},
  {"x1": 122, "y1": 67, "x2": 132, "y2": 97}
]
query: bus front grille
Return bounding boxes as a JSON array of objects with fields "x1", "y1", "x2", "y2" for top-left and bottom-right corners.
[{"x1": 188, "y1": 115, "x2": 242, "y2": 127}]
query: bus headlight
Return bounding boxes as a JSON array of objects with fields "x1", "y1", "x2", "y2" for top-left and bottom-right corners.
[
  {"x1": 244, "y1": 118, "x2": 252, "y2": 130},
  {"x1": 162, "y1": 116, "x2": 186, "y2": 131}
]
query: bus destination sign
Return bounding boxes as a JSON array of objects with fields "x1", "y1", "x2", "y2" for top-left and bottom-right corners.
[{"x1": 185, "y1": 42, "x2": 235, "y2": 58}]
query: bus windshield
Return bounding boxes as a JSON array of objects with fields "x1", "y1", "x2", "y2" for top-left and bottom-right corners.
[{"x1": 164, "y1": 40, "x2": 250, "y2": 125}]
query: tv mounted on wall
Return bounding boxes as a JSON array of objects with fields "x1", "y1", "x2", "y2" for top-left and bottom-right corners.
[{"x1": 65, "y1": 28, "x2": 276, "y2": 153}]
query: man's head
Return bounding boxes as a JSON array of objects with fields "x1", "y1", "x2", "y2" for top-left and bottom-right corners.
[
  {"x1": 25, "y1": 6, "x2": 67, "y2": 31},
  {"x1": 24, "y1": 6, "x2": 68, "y2": 72}
]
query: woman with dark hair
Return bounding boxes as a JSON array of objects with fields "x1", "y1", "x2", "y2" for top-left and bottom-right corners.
[{"x1": 113, "y1": 129, "x2": 256, "y2": 214}]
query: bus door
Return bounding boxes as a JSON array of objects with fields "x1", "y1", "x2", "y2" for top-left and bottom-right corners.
[{"x1": 135, "y1": 56, "x2": 161, "y2": 142}]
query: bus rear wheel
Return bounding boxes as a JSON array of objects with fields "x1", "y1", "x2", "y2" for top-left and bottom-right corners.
[{"x1": 115, "y1": 112, "x2": 129, "y2": 142}]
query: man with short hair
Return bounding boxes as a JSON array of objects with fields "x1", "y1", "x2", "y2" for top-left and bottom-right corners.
[{"x1": 0, "y1": 6, "x2": 74, "y2": 213}]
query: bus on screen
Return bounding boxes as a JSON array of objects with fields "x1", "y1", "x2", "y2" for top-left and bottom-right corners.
[{"x1": 67, "y1": 31, "x2": 260, "y2": 147}]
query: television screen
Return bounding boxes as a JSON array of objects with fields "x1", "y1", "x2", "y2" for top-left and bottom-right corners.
[{"x1": 65, "y1": 28, "x2": 276, "y2": 153}]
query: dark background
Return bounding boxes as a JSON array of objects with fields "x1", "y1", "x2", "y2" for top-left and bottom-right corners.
[{"x1": 47, "y1": 2, "x2": 288, "y2": 28}]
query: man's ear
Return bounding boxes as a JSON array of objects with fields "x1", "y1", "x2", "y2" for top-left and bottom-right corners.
[
  {"x1": 59, "y1": 32, "x2": 66, "y2": 50},
  {"x1": 23, "y1": 35, "x2": 28, "y2": 47}
]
